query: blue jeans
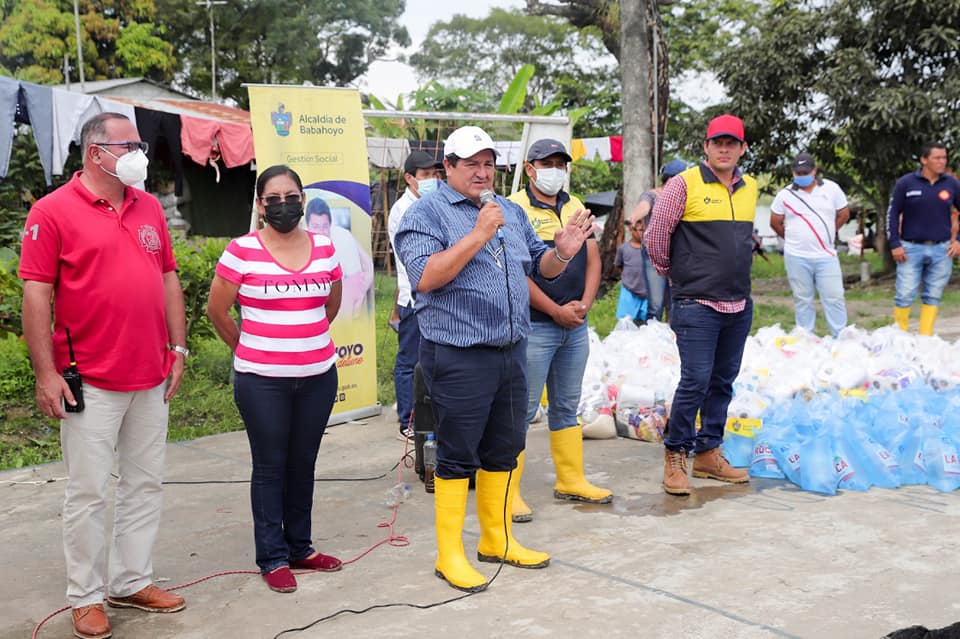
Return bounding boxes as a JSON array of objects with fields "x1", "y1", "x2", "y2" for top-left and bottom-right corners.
[
  {"x1": 419, "y1": 339, "x2": 526, "y2": 479},
  {"x1": 234, "y1": 368, "x2": 338, "y2": 573},
  {"x1": 643, "y1": 245, "x2": 669, "y2": 321},
  {"x1": 393, "y1": 303, "x2": 420, "y2": 428},
  {"x1": 783, "y1": 253, "x2": 847, "y2": 336},
  {"x1": 895, "y1": 241, "x2": 953, "y2": 307},
  {"x1": 666, "y1": 299, "x2": 753, "y2": 453},
  {"x1": 524, "y1": 321, "x2": 589, "y2": 432}
]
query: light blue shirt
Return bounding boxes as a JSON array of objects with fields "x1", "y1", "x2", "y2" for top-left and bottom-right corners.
[{"x1": 395, "y1": 182, "x2": 553, "y2": 347}]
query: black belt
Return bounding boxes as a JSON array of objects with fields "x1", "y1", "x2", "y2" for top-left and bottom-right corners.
[{"x1": 903, "y1": 239, "x2": 947, "y2": 245}]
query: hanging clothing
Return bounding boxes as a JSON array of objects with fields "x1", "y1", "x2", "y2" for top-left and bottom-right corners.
[
  {"x1": 52, "y1": 91, "x2": 94, "y2": 176},
  {"x1": 0, "y1": 76, "x2": 20, "y2": 179},
  {"x1": 180, "y1": 115, "x2": 254, "y2": 169},
  {"x1": 20, "y1": 82, "x2": 55, "y2": 185},
  {"x1": 580, "y1": 137, "x2": 612, "y2": 162},
  {"x1": 610, "y1": 136, "x2": 623, "y2": 163},
  {"x1": 570, "y1": 139, "x2": 587, "y2": 162},
  {"x1": 136, "y1": 107, "x2": 185, "y2": 196},
  {"x1": 367, "y1": 136, "x2": 409, "y2": 169}
]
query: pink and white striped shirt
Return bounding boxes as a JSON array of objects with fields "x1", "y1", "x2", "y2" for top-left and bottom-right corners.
[{"x1": 215, "y1": 231, "x2": 343, "y2": 377}]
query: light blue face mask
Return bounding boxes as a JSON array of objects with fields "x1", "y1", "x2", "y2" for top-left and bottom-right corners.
[
  {"x1": 417, "y1": 178, "x2": 439, "y2": 197},
  {"x1": 793, "y1": 174, "x2": 815, "y2": 188}
]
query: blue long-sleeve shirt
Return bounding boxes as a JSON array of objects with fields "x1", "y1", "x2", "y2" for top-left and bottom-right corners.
[
  {"x1": 394, "y1": 182, "x2": 552, "y2": 347},
  {"x1": 887, "y1": 170, "x2": 960, "y2": 249}
]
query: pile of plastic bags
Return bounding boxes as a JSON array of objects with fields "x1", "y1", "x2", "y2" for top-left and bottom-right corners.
[{"x1": 579, "y1": 321, "x2": 960, "y2": 494}]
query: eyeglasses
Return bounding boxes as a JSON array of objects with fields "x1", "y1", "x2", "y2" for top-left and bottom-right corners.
[
  {"x1": 260, "y1": 194, "x2": 303, "y2": 206},
  {"x1": 95, "y1": 141, "x2": 149, "y2": 154}
]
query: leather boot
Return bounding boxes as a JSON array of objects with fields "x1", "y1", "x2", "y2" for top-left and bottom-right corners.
[
  {"x1": 511, "y1": 451, "x2": 533, "y2": 523},
  {"x1": 476, "y1": 469, "x2": 550, "y2": 568},
  {"x1": 549, "y1": 425, "x2": 613, "y2": 503},
  {"x1": 433, "y1": 477, "x2": 488, "y2": 592},
  {"x1": 693, "y1": 447, "x2": 749, "y2": 483},
  {"x1": 894, "y1": 306, "x2": 910, "y2": 331},
  {"x1": 663, "y1": 448, "x2": 690, "y2": 495},
  {"x1": 919, "y1": 304, "x2": 938, "y2": 336}
]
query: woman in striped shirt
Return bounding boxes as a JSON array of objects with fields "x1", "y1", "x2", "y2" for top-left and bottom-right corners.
[{"x1": 207, "y1": 165, "x2": 343, "y2": 593}]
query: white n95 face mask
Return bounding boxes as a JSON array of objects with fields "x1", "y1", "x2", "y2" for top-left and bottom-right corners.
[
  {"x1": 100, "y1": 148, "x2": 149, "y2": 186},
  {"x1": 534, "y1": 167, "x2": 566, "y2": 196}
]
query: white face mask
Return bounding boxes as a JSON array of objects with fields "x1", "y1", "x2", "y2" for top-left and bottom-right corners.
[
  {"x1": 417, "y1": 177, "x2": 439, "y2": 197},
  {"x1": 99, "y1": 147, "x2": 149, "y2": 186},
  {"x1": 534, "y1": 167, "x2": 566, "y2": 196}
]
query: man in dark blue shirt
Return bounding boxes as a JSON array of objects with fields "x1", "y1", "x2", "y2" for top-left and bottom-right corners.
[{"x1": 888, "y1": 142, "x2": 960, "y2": 335}]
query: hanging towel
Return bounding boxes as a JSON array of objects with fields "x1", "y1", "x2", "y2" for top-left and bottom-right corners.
[
  {"x1": 367, "y1": 136, "x2": 409, "y2": 169},
  {"x1": 52, "y1": 90, "x2": 94, "y2": 176},
  {"x1": 610, "y1": 135, "x2": 622, "y2": 162},
  {"x1": 180, "y1": 115, "x2": 254, "y2": 169},
  {"x1": 0, "y1": 76, "x2": 20, "y2": 179},
  {"x1": 570, "y1": 138, "x2": 587, "y2": 162},
  {"x1": 580, "y1": 137, "x2": 612, "y2": 162}
]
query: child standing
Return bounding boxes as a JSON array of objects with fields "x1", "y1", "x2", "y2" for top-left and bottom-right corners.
[{"x1": 614, "y1": 217, "x2": 648, "y2": 323}]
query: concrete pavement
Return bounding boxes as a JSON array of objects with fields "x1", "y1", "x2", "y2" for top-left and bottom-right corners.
[{"x1": 2, "y1": 411, "x2": 958, "y2": 639}]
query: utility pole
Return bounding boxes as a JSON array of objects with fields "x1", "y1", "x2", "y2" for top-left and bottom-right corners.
[
  {"x1": 197, "y1": 0, "x2": 228, "y2": 100},
  {"x1": 73, "y1": 0, "x2": 85, "y2": 92}
]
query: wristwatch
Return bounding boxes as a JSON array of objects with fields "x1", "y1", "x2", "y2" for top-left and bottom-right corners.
[{"x1": 170, "y1": 344, "x2": 190, "y2": 358}]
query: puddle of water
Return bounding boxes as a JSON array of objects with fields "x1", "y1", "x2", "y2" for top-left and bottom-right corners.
[{"x1": 574, "y1": 478, "x2": 786, "y2": 517}]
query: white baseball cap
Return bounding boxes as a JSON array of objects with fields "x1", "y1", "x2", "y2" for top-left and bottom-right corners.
[{"x1": 443, "y1": 126, "x2": 500, "y2": 159}]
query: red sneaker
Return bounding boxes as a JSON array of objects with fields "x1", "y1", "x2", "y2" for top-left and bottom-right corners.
[
  {"x1": 291, "y1": 551, "x2": 343, "y2": 572},
  {"x1": 262, "y1": 566, "x2": 297, "y2": 593}
]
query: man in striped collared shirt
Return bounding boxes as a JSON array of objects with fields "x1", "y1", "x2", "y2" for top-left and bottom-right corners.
[
  {"x1": 647, "y1": 114, "x2": 757, "y2": 496},
  {"x1": 395, "y1": 125, "x2": 594, "y2": 593}
]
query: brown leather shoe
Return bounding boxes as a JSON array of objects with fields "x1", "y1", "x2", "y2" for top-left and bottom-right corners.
[
  {"x1": 693, "y1": 447, "x2": 749, "y2": 483},
  {"x1": 106, "y1": 584, "x2": 185, "y2": 613},
  {"x1": 72, "y1": 603, "x2": 111, "y2": 639},
  {"x1": 663, "y1": 448, "x2": 690, "y2": 495}
]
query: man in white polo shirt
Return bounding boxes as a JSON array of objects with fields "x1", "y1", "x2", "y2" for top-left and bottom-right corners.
[{"x1": 770, "y1": 152, "x2": 850, "y2": 337}]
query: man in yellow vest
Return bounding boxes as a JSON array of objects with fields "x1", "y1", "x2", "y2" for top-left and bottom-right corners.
[
  {"x1": 647, "y1": 114, "x2": 757, "y2": 496},
  {"x1": 507, "y1": 139, "x2": 612, "y2": 523}
]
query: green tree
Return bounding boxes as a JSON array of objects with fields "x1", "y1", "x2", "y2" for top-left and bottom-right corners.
[
  {"x1": 720, "y1": 0, "x2": 960, "y2": 271},
  {"x1": 408, "y1": 8, "x2": 620, "y2": 136},
  {"x1": 0, "y1": 0, "x2": 173, "y2": 83},
  {"x1": 154, "y1": 0, "x2": 410, "y2": 106}
]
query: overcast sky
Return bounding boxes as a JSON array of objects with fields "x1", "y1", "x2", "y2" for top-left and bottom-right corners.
[{"x1": 355, "y1": 0, "x2": 524, "y2": 105}]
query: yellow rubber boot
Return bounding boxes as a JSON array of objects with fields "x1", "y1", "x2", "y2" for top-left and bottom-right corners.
[
  {"x1": 475, "y1": 469, "x2": 550, "y2": 568},
  {"x1": 511, "y1": 451, "x2": 533, "y2": 523},
  {"x1": 919, "y1": 304, "x2": 938, "y2": 336},
  {"x1": 894, "y1": 306, "x2": 910, "y2": 331},
  {"x1": 433, "y1": 477, "x2": 488, "y2": 592},
  {"x1": 550, "y1": 425, "x2": 613, "y2": 503}
]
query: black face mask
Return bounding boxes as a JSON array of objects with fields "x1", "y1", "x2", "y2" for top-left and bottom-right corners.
[{"x1": 263, "y1": 202, "x2": 303, "y2": 233}]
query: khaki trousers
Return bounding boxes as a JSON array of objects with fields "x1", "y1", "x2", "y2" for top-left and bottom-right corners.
[{"x1": 60, "y1": 382, "x2": 168, "y2": 607}]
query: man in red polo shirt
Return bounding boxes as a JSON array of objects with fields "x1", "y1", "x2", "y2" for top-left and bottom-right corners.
[{"x1": 20, "y1": 112, "x2": 187, "y2": 639}]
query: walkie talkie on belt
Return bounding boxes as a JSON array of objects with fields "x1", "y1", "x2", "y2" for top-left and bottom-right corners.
[{"x1": 62, "y1": 328, "x2": 84, "y2": 413}]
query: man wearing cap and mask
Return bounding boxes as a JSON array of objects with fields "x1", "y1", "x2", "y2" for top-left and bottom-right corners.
[
  {"x1": 647, "y1": 114, "x2": 757, "y2": 496},
  {"x1": 630, "y1": 159, "x2": 688, "y2": 322},
  {"x1": 506, "y1": 138, "x2": 611, "y2": 525},
  {"x1": 388, "y1": 150, "x2": 443, "y2": 440},
  {"x1": 888, "y1": 142, "x2": 960, "y2": 336},
  {"x1": 19, "y1": 112, "x2": 187, "y2": 639},
  {"x1": 395, "y1": 126, "x2": 595, "y2": 592},
  {"x1": 770, "y1": 153, "x2": 850, "y2": 337}
]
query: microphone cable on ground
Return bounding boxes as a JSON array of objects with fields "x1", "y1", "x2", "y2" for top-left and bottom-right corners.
[{"x1": 30, "y1": 447, "x2": 416, "y2": 639}]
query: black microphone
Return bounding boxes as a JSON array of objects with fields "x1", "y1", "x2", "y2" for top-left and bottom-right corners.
[{"x1": 479, "y1": 189, "x2": 503, "y2": 240}]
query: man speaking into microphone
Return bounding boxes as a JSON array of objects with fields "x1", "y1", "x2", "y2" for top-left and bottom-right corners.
[{"x1": 395, "y1": 125, "x2": 594, "y2": 592}]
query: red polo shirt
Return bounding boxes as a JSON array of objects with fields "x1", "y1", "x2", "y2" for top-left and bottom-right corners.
[{"x1": 19, "y1": 172, "x2": 177, "y2": 391}]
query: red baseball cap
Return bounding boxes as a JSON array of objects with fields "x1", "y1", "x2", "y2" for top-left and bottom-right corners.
[{"x1": 706, "y1": 114, "x2": 745, "y2": 143}]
